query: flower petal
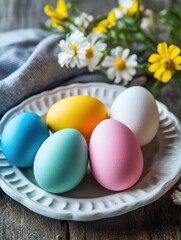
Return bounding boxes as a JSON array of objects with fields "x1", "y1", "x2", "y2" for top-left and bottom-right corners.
[
  {"x1": 94, "y1": 42, "x2": 107, "y2": 52},
  {"x1": 169, "y1": 45, "x2": 181, "y2": 60},
  {"x1": 148, "y1": 63, "x2": 161, "y2": 73},
  {"x1": 107, "y1": 67, "x2": 116, "y2": 79},
  {"x1": 93, "y1": 52, "x2": 102, "y2": 61},
  {"x1": 77, "y1": 40, "x2": 90, "y2": 49},
  {"x1": 127, "y1": 67, "x2": 136, "y2": 76},
  {"x1": 127, "y1": 54, "x2": 137, "y2": 62},
  {"x1": 58, "y1": 39, "x2": 66, "y2": 49},
  {"x1": 126, "y1": 58, "x2": 137, "y2": 67},
  {"x1": 87, "y1": 59, "x2": 98, "y2": 72},
  {"x1": 153, "y1": 68, "x2": 164, "y2": 81},
  {"x1": 44, "y1": 5, "x2": 55, "y2": 17},
  {"x1": 70, "y1": 58, "x2": 77, "y2": 68},
  {"x1": 107, "y1": 10, "x2": 116, "y2": 28},
  {"x1": 115, "y1": 71, "x2": 123, "y2": 83},
  {"x1": 111, "y1": 47, "x2": 123, "y2": 58},
  {"x1": 51, "y1": 18, "x2": 62, "y2": 29},
  {"x1": 173, "y1": 56, "x2": 181, "y2": 70},
  {"x1": 122, "y1": 49, "x2": 130, "y2": 60},
  {"x1": 161, "y1": 69, "x2": 172, "y2": 83},
  {"x1": 157, "y1": 42, "x2": 169, "y2": 58},
  {"x1": 122, "y1": 71, "x2": 132, "y2": 82},
  {"x1": 102, "y1": 56, "x2": 115, "y2": 67},
  {"x1": 56, "y1": 0, "x2": 68, "y2": 18},
  {"x1": 148, "y1": 54, "x2": 162, "y2": 63},
  {"x1": 175, "y1": 65, "x2": 181, "y2": 70},
  {"x1": 174, "y1": 56, "x2": 181, "y2": 64}
]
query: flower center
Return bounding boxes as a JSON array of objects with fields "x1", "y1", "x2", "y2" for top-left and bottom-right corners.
[
  {"x1": 71, "y1": 44, "x2": 78, "y2": 56},
  {"x1": 164, "y1": 60, "x2": 175, "y2": 70},
  {"x1": 115, "y1": 59, "x2": 126, "y2": 71},
  {"x1": 86, "y1": 47, "x2": 94, "y2": 59}
]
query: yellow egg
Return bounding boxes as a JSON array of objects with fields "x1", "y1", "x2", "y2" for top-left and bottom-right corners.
[{"x1": 46, "y1": 95, "x2": 109, "y2": 142}]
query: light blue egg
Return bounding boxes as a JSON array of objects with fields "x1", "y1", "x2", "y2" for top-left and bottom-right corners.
[
  {"x1": 33, "y1": 129, "x2": 88, "y2": 193},
  {"x1": 1, "y1": 112, "x2": 49, "y2": 167}
]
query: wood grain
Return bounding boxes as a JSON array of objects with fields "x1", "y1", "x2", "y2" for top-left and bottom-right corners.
[
  {"x1": 69, "y1": 209, "x2": 151, "y2": 240},
  {"x1": 1, "y1": 0, "x2": 181, "y2": 239},
  {"x1": 145, "y1": 179, "x2": 181, "y2": 240},
  {"x1": 0, "y1": 193, "x2": 69, "y2": 240}
]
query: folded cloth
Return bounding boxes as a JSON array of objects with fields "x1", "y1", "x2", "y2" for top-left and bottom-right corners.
[{"x1": 0, "y1": 29, "x2": 108, "y2": 118}]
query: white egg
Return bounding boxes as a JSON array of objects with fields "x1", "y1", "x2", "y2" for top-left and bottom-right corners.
[{"x1": 110, "y1": 86, "x2": 159, "y2": 146}]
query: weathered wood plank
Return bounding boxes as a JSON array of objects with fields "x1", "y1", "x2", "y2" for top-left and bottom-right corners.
[
  {"x1": 145, "y1": 179, "x2": 181, "y2": 240},
  {"x1": 69, "y1": 208, "x2": 151, "y2": 240},
  {"x1": 0, "y1": 192, "x2": 69, "y2": 240}
]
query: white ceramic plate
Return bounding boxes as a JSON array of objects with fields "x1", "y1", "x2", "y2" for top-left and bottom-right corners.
[{"x1": 0, "y1": 83, "x2": 181, "y2": 221}]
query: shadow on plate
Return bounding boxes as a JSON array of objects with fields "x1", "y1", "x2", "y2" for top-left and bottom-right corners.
[{"x1": 20, "y1": 134, "x2": 159, "y2": 198}]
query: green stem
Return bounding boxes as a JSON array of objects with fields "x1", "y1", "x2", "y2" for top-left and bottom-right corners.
[
  {"x1": 67, "y1": 2, "x2": 81, "y2": 15},
  {"x1": 150, "y1": 80, "x2": 165, "y2": 97},
  {"x1": 135, "y1": 0, "x2": 141, "y2": 21},
  {"x1": 64, "y1": 18, "x2": 80, "y2": 30},
  {"x1": 137, "y1": 25, "x2": 158, "y2": 47}
]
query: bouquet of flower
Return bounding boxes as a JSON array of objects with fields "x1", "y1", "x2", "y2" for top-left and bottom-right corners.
[{"x1": 42, "y1": 0, "x2": 181, "y2": 96}]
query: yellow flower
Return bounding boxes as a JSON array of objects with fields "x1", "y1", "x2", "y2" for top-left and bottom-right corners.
[
  {"x1": 117, "y1": 0, "x2": 144, "y2": 17},
  {"x1": 44, "y1": 0, "x2": 68, "y2": 29},
  {"x1": 127, "y1": 1, "x2": 144, "y2": 17},
  {"x1": 148, "y1": 42, "x2": 181, "y2": 83},
  {"x1": 93, "y1": 11, "x2": 116, "y2": 33}
]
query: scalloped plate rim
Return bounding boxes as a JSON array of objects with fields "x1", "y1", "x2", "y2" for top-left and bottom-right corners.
[{"x1": 0, "y1": 82, "x2": 181, "y2": 221}]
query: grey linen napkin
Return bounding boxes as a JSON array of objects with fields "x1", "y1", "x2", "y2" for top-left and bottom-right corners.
[{"x1": 0, "y1": 28, "x2": 108, "y2": 118}]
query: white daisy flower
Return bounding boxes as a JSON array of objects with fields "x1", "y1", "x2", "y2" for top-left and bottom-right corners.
[
  {"x1": 102, "y1": 46, "x2": 138, "y2": 84},
  {"x1": 112, "y1": 7, "x2": 125, "y2": 19},
  {"x1": 112, "y1": 0, "x2": 135, "y2": 20},
  {"x1": 85, "y1": 34, "x2": 107, "y2": 72},
  {"x1": 58, "y1": 30, "x2": 90, "y2": 68},
  {"x1": 75, "y1": 12, "x2": 94, "y2": 29},
  {"x1": 117, "y1": 0, "x2": 134, "y2": 15}
]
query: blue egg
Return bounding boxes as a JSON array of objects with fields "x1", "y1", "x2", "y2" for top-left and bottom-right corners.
[
  {"x1": 33, "y1": 129, "x2": 88, "y2": 193},
  {"x1": 1, "y1": 112, "x2": 49, "y2": 167}
]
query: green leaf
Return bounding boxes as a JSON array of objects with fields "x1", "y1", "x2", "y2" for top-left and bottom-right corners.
[
  {"x1": 96, "y1": 49, "x2": 109, "y2": 67},
  {"x1": 134, "y1": 32, "x2": 146, "y2": 41},
  {"x1": 67, "y1": 2, "x2": 81, "y2": 14},
  {"x1": 123, "y1": 16, "x2": 135, "y2": 25}
]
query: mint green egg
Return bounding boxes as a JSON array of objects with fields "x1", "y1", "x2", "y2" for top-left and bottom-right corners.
[{"x1": 33, "y1": 129, "x2": 88, "y2": 193}]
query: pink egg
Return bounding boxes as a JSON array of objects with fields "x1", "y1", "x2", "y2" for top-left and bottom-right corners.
[{"x1": 89, "y1": 119, "x2": 143, "y2": 191}]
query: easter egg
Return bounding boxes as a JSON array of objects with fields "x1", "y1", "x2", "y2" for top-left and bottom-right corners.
[
  {"x1": 89, "y1": 119, "x2": 143, "y2": 191},
  {"x1": 46, "y1": 95, "x2": 108, "y2": 142},
  {"x1": 1, "y1": 112, "x2": 49, "y2": 167},
  {"x1": 110, "y1": 86, "x2": 159, "y2": 146},
  {"x1": 33, "y1": 129, "x2": 88, "y2": 193}
]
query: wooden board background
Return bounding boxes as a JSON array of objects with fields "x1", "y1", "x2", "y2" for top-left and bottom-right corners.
[{"x1": 0, "y1": 0, "x2": 181, "y2": 239}]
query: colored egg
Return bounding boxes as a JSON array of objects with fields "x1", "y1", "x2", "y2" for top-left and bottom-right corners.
[
  {"x1": 33, "y1": 129, "x2": 88, "y2": 193},
  {"x1": 110, "y1": 86, "x2": 159, "y2": 146},
  {"x1": 1, "y1": 112, "x2": 49, "y2": 167},
  {"x1": 89, "y1": 119, "x2": 143, "y2": 191},
  {"x1": 46, "y1": 95, "x2": 108, "y2": 142}
]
